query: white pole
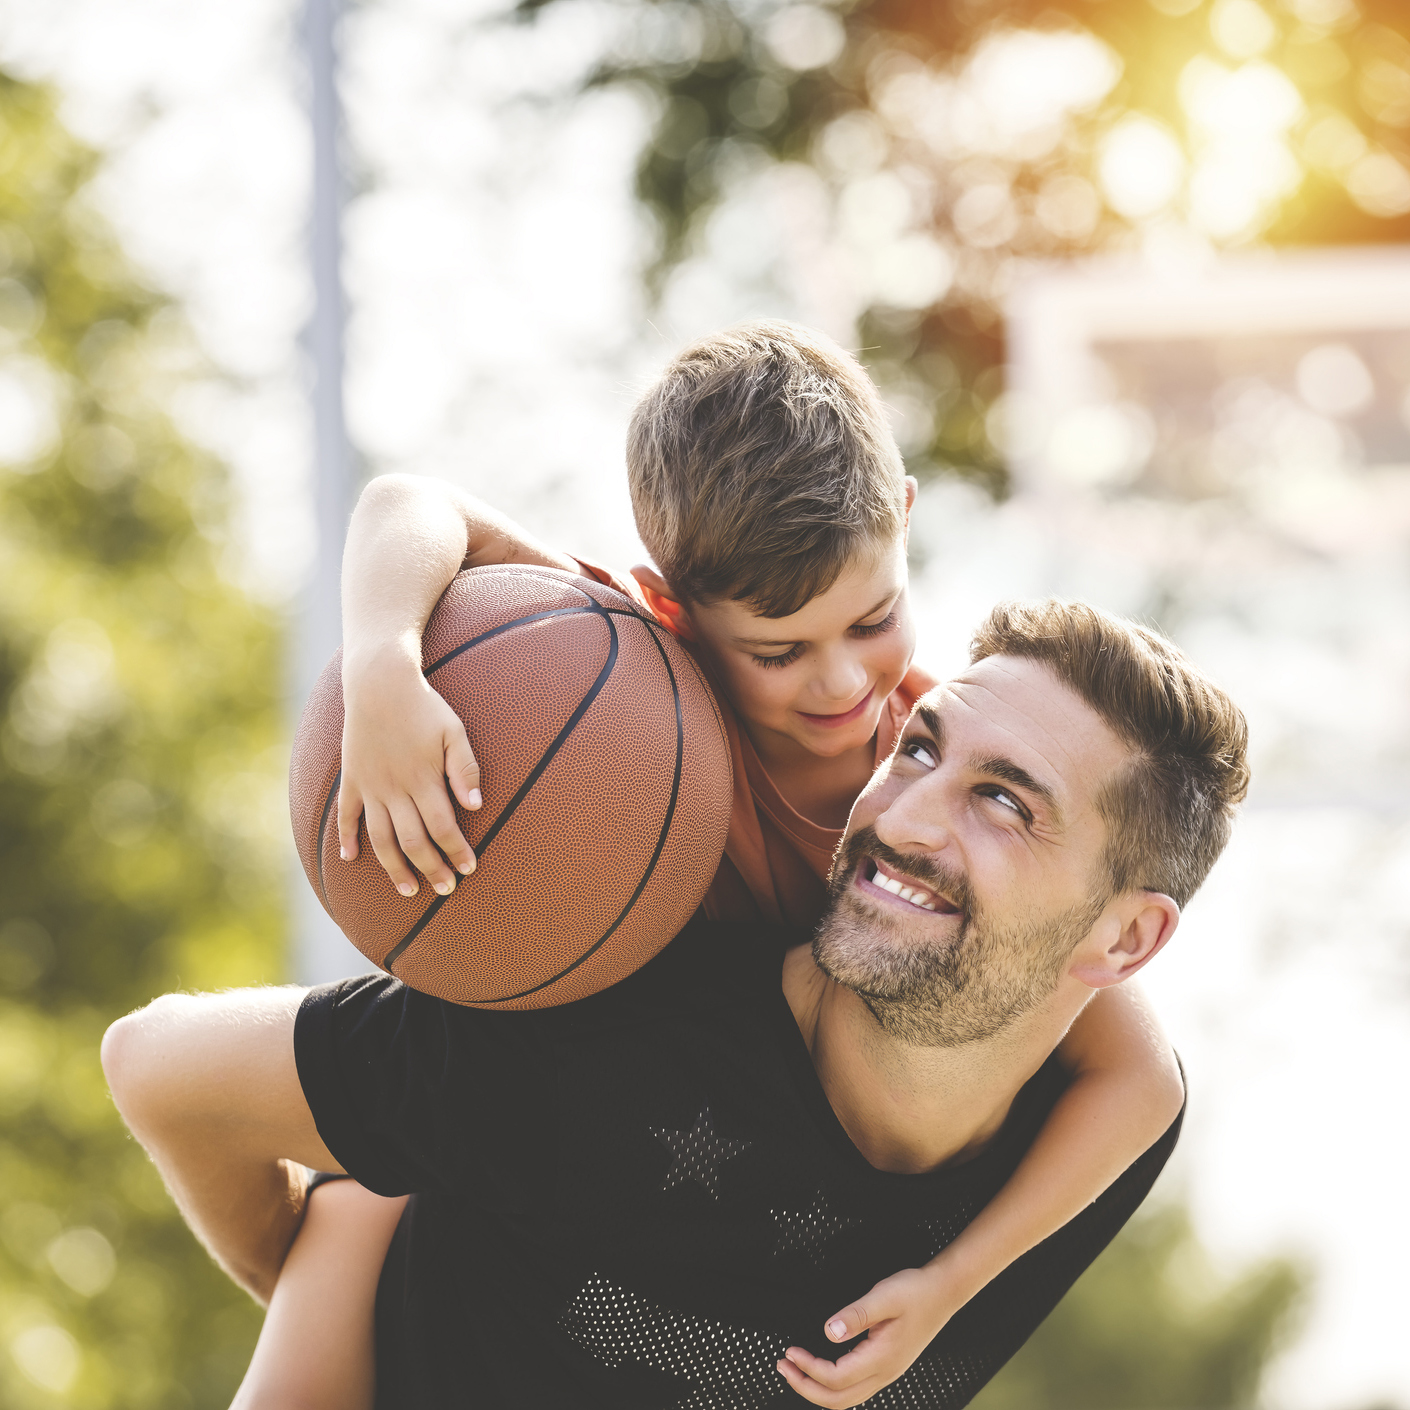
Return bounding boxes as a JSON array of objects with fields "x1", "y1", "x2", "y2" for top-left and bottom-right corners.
[{"x1": 295, "y1": 0, "x2": 368, "y2": 982}]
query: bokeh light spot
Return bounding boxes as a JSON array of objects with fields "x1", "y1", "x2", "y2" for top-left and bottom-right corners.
[
  {"x1": 763, "y1": 5, "x2": 845, "y2": 72},
  {"x1": 1210, "y1": 0, "x2": 1279, "y2": 59},
  {"x1": 1047, "y1": 403, "x2": 1156, "y2": 487},
  {"x1": 1100, "y1": 116, "x2": 1186, "y2": 219},
  {"x1": 1295, "y1": 343, "x2": 1376, "y2": 417},
  {"x1": 47, "y1": 1227, "x2": 118, "y2": 1298},
  {"x1": 1035, "y1": 174, "x2": 1102, "y2": 241},
  {"x1": 872, "y1": 234, "x2": 954, "y2": 308},
  {"x1": 1345, "y1": 151, "x2": 1410, "y2": 216},
  {"x1": 0, "y1": 358, "x2": 61, "y2": 466},
  {"x1": 10, "y1": 1323, "x2": 80, "y2": 1394}
]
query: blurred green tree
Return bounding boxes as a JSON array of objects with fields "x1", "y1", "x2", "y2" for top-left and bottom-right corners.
[
  {"x1": 542, "y1": 0, "x2": 1410, "y2": 493},
  {"x1": 0, "y1": 73, "x2": 281, "y2": 1407},
  {"x1": 973, "y1": 1203, "x2": 1307, "y2": 1410}
]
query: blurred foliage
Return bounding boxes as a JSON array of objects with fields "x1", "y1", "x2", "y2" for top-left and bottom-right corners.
[
  {"x1": 0, "y1": 74, "x2": 283, "y2": 1406},
  {"x1": 973, "y1": 1203, "x2": 1307, "y2": 1410},
  {"x1": 525, "y1": 0, "x2": 1410, "y2": 493}
]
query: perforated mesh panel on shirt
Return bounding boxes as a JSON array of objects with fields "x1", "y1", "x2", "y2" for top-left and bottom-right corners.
[
  {"x1": 559, "y1": 1270, "x2": 1018, "y2": 1410},
  {"x1": 558, "y1": 1273, "x2": 789, "y2": 1408}
]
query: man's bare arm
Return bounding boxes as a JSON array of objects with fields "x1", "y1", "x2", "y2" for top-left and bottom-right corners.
[
  {"x1": 101, "y1": 987, "x2": 337, "y2": 1305},
  {"x1": 339, "y1": 474, "x2": 578, "y2": 893}
]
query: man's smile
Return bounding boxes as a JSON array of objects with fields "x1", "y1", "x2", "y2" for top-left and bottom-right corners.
[{"x1": 854, "y1": 857, "x2": 963, "y2": 916}]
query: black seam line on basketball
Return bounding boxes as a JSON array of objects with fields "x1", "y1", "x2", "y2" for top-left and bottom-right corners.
[
  {"x1": 381, "y1": 602, "x2": 622, "y2": 975},
  {"x1": 422, "y1": 604, "x2": 595, "y2": 678},
  {"x1": 315, "y1": 767, "x2": 342, "y2": 910},
  {"x1": 475, "y1": 614, "x2": 686, "y2": 1004}
]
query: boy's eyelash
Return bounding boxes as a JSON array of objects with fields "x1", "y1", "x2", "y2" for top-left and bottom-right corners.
[
  {"x1": 851, "y1": 610, "x2": 899, "y2": 638},
  {"x1": 750, "y1": 608, "x2": 897, "y2": 667},
  {"x1": 753, "y1": 643, "x2": 805, "y2": 669}
]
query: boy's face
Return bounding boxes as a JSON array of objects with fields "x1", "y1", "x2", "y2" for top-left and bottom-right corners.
[{"x1": 684, "y1": 538, "x2": 916, "y2": 761}]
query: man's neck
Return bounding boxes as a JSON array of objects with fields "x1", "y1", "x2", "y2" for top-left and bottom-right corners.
[{"x1": 780, "y1": 946, "x2": 1083, "y2": 1175}]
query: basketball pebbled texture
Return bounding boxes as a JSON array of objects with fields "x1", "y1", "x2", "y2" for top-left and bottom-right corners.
[{"x1": 289, "y1": 565, "x2": 732, "y2": 1009}]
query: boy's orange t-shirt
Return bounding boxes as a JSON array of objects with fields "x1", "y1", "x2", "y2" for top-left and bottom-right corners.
[{"x1": 572, "y1": 556, "x2": 938, "y2": 932}]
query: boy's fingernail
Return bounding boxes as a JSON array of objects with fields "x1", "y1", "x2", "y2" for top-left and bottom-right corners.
[
  {"x1": 397, "y1": 882, "x2": 417, "y2": 897},
  {"x1": 339, "y1": 847, "x2": 349, "y2": 861},
  {"x1": 433, "y1": 879, "x2": 454, "y2": 896},
  {"x1": 827, "y1": 1320, "x2": 847, "y2": 1340},
  {"x1": 467, "y1": 789, "x2": 482, "y2": 809},
  {"x1": 458, "y1": 860, "x2": 475, "y2": 875}
]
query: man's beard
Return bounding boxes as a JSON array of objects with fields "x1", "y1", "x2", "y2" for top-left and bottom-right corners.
[{"x1": 813, "y1": 825, "x2": 1106, "y2": 1048}]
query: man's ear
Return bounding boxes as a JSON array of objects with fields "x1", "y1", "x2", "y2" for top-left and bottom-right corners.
[
  {"x1": 629, "y1": 564, "x2": 696, "y2": 641},
  {"x1": 1068, "y1": 892, "x2": 1180, "y2": 989}
]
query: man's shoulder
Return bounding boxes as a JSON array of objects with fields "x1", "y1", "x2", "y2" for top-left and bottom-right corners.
[
  {"x1": 297, "y1": 913, "x2": 791, "y2": 1042},
  {"x1": 562, "y1": 912, "x2": 793, "y2": 1026}
]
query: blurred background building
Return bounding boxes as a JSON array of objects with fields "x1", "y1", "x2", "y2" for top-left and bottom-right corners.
[{"x1": 0, "y1": 0, "x2": 1406, "y2": 1405}]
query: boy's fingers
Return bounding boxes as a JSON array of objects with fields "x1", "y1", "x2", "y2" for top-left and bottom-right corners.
[
  {"x1": 781, "y1": 1346, "x2": 872, "y2": 1393},
  {"x1": 825, "y1": 1299, "x2": 873, "y2": 1342},
  {"x1": 386, "y1": 801, "x2": 458, "y2": 896},
  {"x1": 364, "y1": 803, "x2": 421, "y2": 897},
  {"x1": 335, "y1": 786, "x2": 363, "y2": 862},
  {"x1": 775, "y1": 1354, "x2": 879, "y2": 1408},
  {"x1": 444, "y1": 733, "x2": 482, "y2": 810},
  {"x1": 417, "y1": 785, "x2": 476, "y2": 876}
]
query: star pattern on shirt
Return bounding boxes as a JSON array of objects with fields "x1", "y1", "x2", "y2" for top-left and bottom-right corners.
[
  {"x1": 650, "y1": 1105, "x2": 752, "y2": 1201},
  {"x1": 771, "y1": 1190, "x2": 860, "y2": 1269}
]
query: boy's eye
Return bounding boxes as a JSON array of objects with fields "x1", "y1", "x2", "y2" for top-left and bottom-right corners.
[
  {"x1": 851, "y1": 610, "x2": 899, "y2": 639},
  {"x1": 752, "y1": 643, "x2": 805, "y2": 669}
]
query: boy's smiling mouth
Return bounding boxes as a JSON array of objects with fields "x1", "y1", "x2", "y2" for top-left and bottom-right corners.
[
  {"x1": 797, "y1": 690, "x2": 874, "y2": 729},
  {"x1": 856, "y1": 858, "x2": 961, "y2": 916}
]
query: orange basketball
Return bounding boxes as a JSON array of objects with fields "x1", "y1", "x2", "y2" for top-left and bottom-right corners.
[{"x1": 289, "y1": 565, "x2": 731, "y2": 1008}]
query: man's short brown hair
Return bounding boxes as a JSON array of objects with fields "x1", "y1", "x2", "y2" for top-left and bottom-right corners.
[
  {"x1": 971, "y1": 600, "x2": 1250, "y2": 908},
  {"x1": 626, "y1": 320, "x2": 907, "y2": 618}
]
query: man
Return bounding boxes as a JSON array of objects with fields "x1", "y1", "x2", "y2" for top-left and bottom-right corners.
[{"x1": 103, "y1": 599, "x2": 1247, "y2": 1409}]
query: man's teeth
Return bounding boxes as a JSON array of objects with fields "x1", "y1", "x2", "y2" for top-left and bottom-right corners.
[{"x1": 872, "y1": 870, "x2": 938, "y2": 911}]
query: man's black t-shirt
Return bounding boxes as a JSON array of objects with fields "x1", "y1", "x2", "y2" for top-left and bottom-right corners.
[{"x1": 295, "y1": 916, "x2": 1180, "y2": 1410}]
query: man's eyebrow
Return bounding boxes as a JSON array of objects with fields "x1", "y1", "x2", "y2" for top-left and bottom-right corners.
[
  {"x1": 971, "y1": 753, "x2": 1063, "y2": 826},
  {"x1": 910, "y1": 700, "x2": 946, "y2": 750},
  {"x1": 731, "y1": 590, "x2": 899, "y2": 647}
]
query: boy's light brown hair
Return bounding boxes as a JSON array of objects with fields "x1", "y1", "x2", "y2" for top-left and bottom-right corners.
[
  {"x1": 627, "y1": 320, "x2": 907, "y2": 618},
  {"x1": 971, "y1": 600, "x2": 1250, "y2": 908}
]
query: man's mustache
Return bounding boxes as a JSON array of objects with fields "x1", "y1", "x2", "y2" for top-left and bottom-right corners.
[{"x1": 831, "y1": 823, "x2": 975, "y2": 919}]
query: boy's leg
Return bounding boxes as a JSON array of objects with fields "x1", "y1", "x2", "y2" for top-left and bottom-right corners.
[{"x1": 229, "y1": 1178, "x2": 408, "y2": 1410}]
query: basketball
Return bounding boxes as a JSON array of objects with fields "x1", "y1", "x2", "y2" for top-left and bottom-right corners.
[{"x1": 289, "y1": 565, "x2": 732, "y2": 1008}]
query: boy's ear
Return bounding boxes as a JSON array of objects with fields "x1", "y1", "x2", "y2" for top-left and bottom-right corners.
[
  {"x1": 629, "y1": 565, "x2": 696, "y2": 641},
  {"x1": 1068, "y1": 892, "x2": 1180, "y2": 989},
  {"x1": 903, "y1": 476, "x2": 918, "y2": 542}
]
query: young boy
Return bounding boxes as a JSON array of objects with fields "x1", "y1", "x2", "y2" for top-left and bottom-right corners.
[{"x1": 236, "y1": 322, "x2": 1183, "y2": 1408}]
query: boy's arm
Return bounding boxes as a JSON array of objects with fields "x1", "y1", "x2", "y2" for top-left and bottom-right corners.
[
  {"x1": 339, "y1": 474, "x2": 578, "y2": 897},
  {"x1": 101, "y1": 987, "x2": 336, "y2": 1306},
  {"x1": 777, "y1": 983, "x2": 1183, "y2": 1408}
]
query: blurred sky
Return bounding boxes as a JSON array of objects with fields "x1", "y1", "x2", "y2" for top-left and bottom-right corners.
[{"x1": 1, "y1": 1, "x2": 1407, "y2": 1406}]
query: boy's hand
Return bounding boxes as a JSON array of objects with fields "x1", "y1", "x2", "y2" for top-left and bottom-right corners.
[
  {"x1": 775, "y1": 1267, "x2": 956, "y2": 1408},
  {"x1": 338, "y1": 648, "x2": 481, "y2": 897}
]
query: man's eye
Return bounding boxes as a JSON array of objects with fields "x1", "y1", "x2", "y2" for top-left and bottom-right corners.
[
  {"x1": 984, "y1": 787, "x2": 1024, "y2": 816},
  {"x1": 902, "y1": 740, "x2": 937, "y2": 768}
]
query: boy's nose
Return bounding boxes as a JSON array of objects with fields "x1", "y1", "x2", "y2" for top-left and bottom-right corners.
[{"x1": 815, "y1": 649, "x2": 869, "y2": 703}]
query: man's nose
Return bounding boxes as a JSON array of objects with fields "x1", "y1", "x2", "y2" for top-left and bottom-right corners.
[{"x1": 872, "y1": 774, "x2": 954, "y2": 857}]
